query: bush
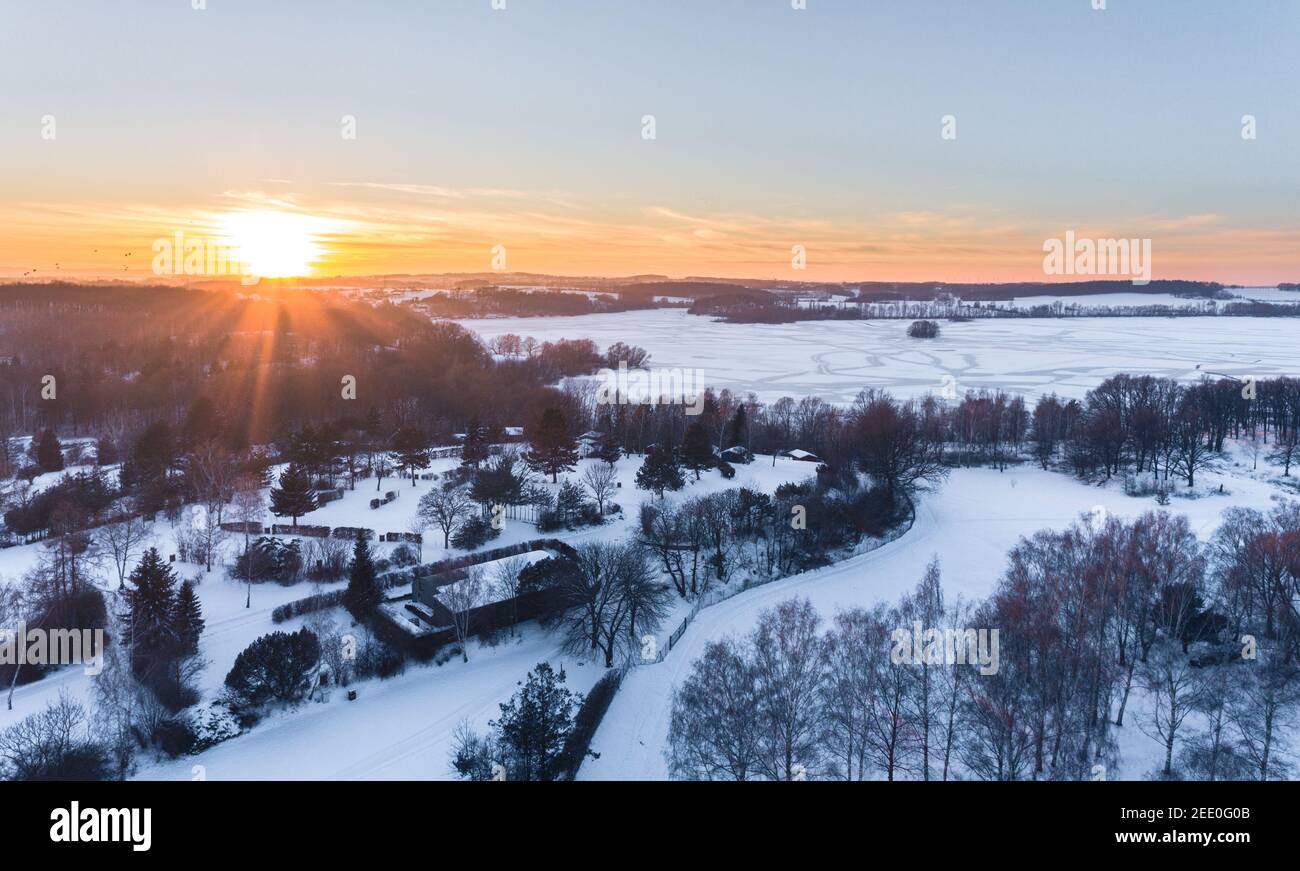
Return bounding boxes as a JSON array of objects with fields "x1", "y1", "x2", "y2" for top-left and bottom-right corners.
[
  {"x1": 389, "y1": 543, "x2": 419, "y2": 567},
  {"x1": 271, "y1": 589, "x2": 344, "y2": 624},
  {"x1": 355, "y1": 636, "x2": 406, "y2": 680},
  {"x1": 233, "y1": 537, "x2": 303, "y2": 585},
  {"x1": 555, "y1": 668, "x2": 624, "y2": 779},
  {"x1": 153, "y1": 716, "x2": 197, "y2": 757},
  {"x1": 451, "y1": 514, "x2": 501, "y2": 549},
  {"x1": 907, "y1": 319, "x2": 940, "y2": 339},
  {"x1": 224, "y1": 629, "x2": 321, "y2": 707}
]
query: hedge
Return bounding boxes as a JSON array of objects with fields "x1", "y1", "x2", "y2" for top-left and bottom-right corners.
[{"x1": 556, "y1": 668, "x2": 625, "y2": 780}]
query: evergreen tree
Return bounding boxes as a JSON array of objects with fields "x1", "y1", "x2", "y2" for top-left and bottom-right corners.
[
  {"x1": 224, "y1": 629, "x2": 321, "y2": 705},
  {"x1": 726, "y1": 405, "x2": 748, "y2": 450},
  {"x1": 182, "y1": 396, "x2": 222, "y2": 449},
  {"x1": 681, "y1": 422, "x2": 714, "y2": 480},
  {"x1": 390, "y1": 425, "x2": 430, "y2": 486},
  {"x1": 269, "y1": 463, "x2": 317, "y2": 527},
  {"x1": 525, "y1": 408, "x2": 579, "y2": 483},
  {"x1": 595, "y1": 428, "x2": 622, "y2": 466},
  {"x1": 129, "y1": 421, "x2": 176, "y2": 486},
  {"x1": 171, "y1": 580, "x2": 205, "y2": 655},
  {"x1": 343, "y1": 533, "x2": 382, "y2": 617},
  {"x1": 555, "y1": 480, "x2": 587, "y2": 525},
  {"x1": 122, "y1": 547, "x2": 179, "y2": 670},
  {"x1": 460, "y1": 416, "x2": 491, "y2": 469},
  {"x1": 491, "y1": 662, "x2": 579, "y2": 781},
  {"x1": 34, "y1": 429, "x2": 64, "y2": 473},
  {"x1": 636, "y1": 445, "x2": 685, "y2": 497}
]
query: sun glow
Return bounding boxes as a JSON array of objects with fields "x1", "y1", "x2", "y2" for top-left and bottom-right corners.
[{"x1": 218, "y1": 210, "x2": 333, "y2": 278}]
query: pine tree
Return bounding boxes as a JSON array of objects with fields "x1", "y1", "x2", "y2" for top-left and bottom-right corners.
[
  {"x1": 343, "y1": 533, "x2": 382, "y2": 617},
  {"x1": 491, "y1": 662, "x2": 578, "y2": 781},
  {"x1": 122, "y1": 547, "x2": 179, "y2": 669},
  {"x1": 595, "y1": 429, "x2": 622, "y2": 466},
  {"x1": 460, "y1": 416, "x2": 491, "y2": 469},
  {"x1": 35, "y1": 429, "x2": 64, "y2": 473},
  {"x1": 726, "y1": 405, "x2": 748, "y2": 450},
  {"x1": 555, "y1": 480, "x2": 587, "y2": 526},
  {"x1": 391, "y1": 425, "x2": 430, "y2": 486},
  {"x1": 636, "y1": 445, "x2": 685, "y2": 497},
  {"x1": 525, "y1": 408, "x2": 579, "y2": 483},
  {"x1": 182, "y1": 396, "x2": 223, "y2": 450},
  {"x1": 269, "y1": 463, "x2": 317, "y2": 527},
  {"x1": 681, "y1": 422, "x2": 714, "y2": 480},
  {"x1": 171, "y1": 580, "x2": 205, "y2": 655}
]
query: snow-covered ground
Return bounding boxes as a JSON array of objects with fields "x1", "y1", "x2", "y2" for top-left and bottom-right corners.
[
  {"x1": 0, "y1": 450, "x2": 813, "y2": 779},
  {"x1": 582, "y1": 444, "x2": 1294, "y2": 781},
  {"x1": 456, "y1": 308, "x2": 1300, "y2": 404}
]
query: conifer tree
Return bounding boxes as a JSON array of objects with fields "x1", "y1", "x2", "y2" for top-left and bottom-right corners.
[
  {"x1": 171, "y1": 580, "x2": 205, "y2": 655},
  {"x1": 681, "y1": 422, "x2": 714, "y2": 480},
  {"x1": 636, "y1": 445, "x2": 685, "y2": 497},
  {"x1": 269, "y1": 463, "x2": 317, "y2": 527},
  {"x1": 122, "y1": 547, "x2": 179, "y2": 670},
  {"x1": 460, "y1": 416, "x2": 491, "y2": 469},
  {"x1": 726, "y1": 405, "x2": 748, "y2": 450},
  {"x1": 525, "y1": 408, "x2": 579, "y2": 483},
  {"x1": 35, "y1": 429, "x2": 64, "y2": 473},
  {"x1": 343, "y1": 533, "x2": 382, "y2": 618}
]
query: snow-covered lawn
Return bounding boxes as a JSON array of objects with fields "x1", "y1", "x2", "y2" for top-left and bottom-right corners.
[
  {"x1": 0, "y1": 450, "x2": 814, "y2": 778},
  {"x1": 456, "y1": 308, "x2": 1300, "y2": 404},
  {"x1": 581, "y1": 450, "x2": 1293, "y2": 781}
]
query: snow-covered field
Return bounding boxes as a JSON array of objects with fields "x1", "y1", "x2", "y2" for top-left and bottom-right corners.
[
  {"x1": 0, "y1": 451, "x2": 812, "y2": 780},
  {"x1": 457, "y1": 308, "x2": 1300, "y2": 404},
  {"x1": 5, "y1": 306, "x2": 1300, "y2": 780},
  {"x1": 582, "y1": 450, "x2": 1286, "y2": 781}
]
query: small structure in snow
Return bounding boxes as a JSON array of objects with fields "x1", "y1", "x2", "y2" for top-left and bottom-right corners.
[
  {"x1": 719, "y1": 446, "x2": 752, "y2": 464},
  {"x1": 782, "y1": 449, "x2": 821, "y2": 463}
]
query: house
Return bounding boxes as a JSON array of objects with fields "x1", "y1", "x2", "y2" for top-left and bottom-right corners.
[
  {"x1": 577, "y1": 430, "x2": 603, "y2": 458},
  {"x1": 783, "y1": 448, "x2": 821, "y2": 463},
  {"x1": 719, "y1": 446, "x2": 752, "y2": 465}
]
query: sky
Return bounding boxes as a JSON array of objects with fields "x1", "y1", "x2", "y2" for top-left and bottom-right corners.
[{"x1": 0, "y1": 0, "x2": 1297, "y2": 283}]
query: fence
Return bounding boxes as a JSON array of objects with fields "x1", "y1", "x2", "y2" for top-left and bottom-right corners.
[{"x1": 482, "y1": 502, "x2": 540, "y2": 526}]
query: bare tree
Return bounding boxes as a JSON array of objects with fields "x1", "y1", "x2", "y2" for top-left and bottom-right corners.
[
  {"x1": 98, "y1": 507, "x2": 151, "y2": 590},
  {"x1": 582, "y1": 462, "x2": 618, "y2": 517},
  {"x1": 491, "y1": 555, "x2": 526, "y2": 638},
  {"x1": 418, "y1": 483, "x2": 473, "y2": 549},
  {"x1": 1228, "y1": 657, "x2": 1300, "y2": 781},
  {"x1": 1137, "y1": 642, "x2": 1200, "y2": 778},
  {"x1": 750, "y1": 598, "x2": 825, "y2": 781},
  {"x1": 667, "y1": 639, "x2": 760, "y2": 780},
  {"x1": 440, "y1": 567, "x2": 486, "y2": 662},
  {"x1": 230, "y1": 482, "x2": 265, "y2": 609}
]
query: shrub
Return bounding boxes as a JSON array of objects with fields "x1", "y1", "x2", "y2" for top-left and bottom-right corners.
[
  {"x1": 907, "y1": 319, "x2": 940, "y2": 339},
  {"x1": 224, "y1": 629, "x2": 321, "y2": 707},
  {"x1": 452, "y1": 514, "x2": 501, "y2": 549},
  {"x1": 389, "y1": 543, "x2": 419, "y2": 567},
  {"x1": 555, "y1": 668, "x2": 624, "y2": 780}
]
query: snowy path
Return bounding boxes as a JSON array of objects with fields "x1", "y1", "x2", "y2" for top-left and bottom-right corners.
[
  {"x1": 578, "y1": 465, "x2": 1263, "y2": 780},
  {"x1": 136, "y1": 627, "x2": 605, "y2": 781}
]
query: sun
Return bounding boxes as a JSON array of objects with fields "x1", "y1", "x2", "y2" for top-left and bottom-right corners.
[{"x1": 218, "y1": 210, "x2": 331, "y2": 278}]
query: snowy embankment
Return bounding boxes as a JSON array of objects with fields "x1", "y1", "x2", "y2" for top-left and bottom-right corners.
[{"x1": 580, "y1": 456, "x2": 1285, "y2": 781}]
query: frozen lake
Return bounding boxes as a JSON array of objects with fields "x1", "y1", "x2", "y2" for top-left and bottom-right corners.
[{"x1": 457, "y1": 308, "x2": 1300, "y2": 403}]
